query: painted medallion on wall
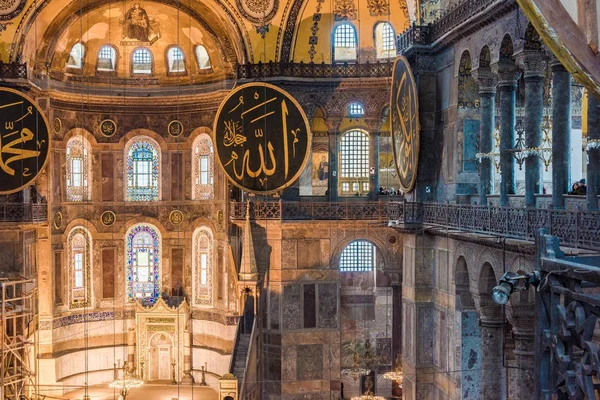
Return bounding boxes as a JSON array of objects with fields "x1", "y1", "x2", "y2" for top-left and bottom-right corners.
[
  {"x1": 168, "y1": 120, "x2": 183, "y2": 137},
  {"x1": 100, "y1": 119, "x2": 117, "y2": 137},
  {"x1": 0, "y1": 0, "x2": 26, "y2": 21},
  {"x1": 390, "y1": 56, "x2": 419, "y2": 193},
  {"x1": 101, "y1": 210, "x2": 116, "y2": 226},
  {"x1": 236, "y1": 0, "x2": 278, "y2": 25},
  {"x1": 0, "y1": 87, "x2": 51, "y2": 195},
  {"x1": 214, "y1": 82, "x2": 311, "y2": 194},
  {"x1": 169, "y1": 209, "x2": 184, "y2": 225},
  {"x1": 121, "y1": 2, "x2": 161, "y2": 45}
]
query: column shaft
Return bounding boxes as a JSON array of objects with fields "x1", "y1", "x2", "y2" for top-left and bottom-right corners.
[
  {"x1": 328, "y1": 130, "x2": 338, "y2": 200},
  {"x1": 479, "y1": 91, "x2": 495, "y2": 205},
  {"x1": 480, "y1": 323, "x2": 506, "y2": 399},
  {"x1": 511, "y1": 332, "x2": 535, "y2": 399},
  {"x1": 369, "y1": 131, "x2": 379, "y2": 200},
  {"x1": 524, "y1": 76, "x2": 544, "y2": 207},
  {"x1": 498, "y1": 83, "x2": 517, "y2": 206},
  {"x1": 551, "y1": 63, "x2": 572, "y2": 209},
  {"x1": 587, "y1": 93, "x2": 600, "y2": 209}
]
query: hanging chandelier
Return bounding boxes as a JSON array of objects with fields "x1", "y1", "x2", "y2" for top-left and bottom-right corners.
[
  {"x1": 341, "y1": 349, "x2": 371, "y2": 381},
  {"x1": 351, "y1": 376, "x2": 385, "y2": 400},
  {"x1": 383, "y1": 354, "x2": 403, "y2": 386},
  {"x1": 109, "y1": 362, "x2": 144, "y2": 400},
  {"x1": 476, "y1": 122, "x2": 501, "y2": 173}
]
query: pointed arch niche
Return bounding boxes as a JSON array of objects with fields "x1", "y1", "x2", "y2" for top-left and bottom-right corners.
[{"x1": 192, "y1": 227, "x2": 214, "y2": 306}]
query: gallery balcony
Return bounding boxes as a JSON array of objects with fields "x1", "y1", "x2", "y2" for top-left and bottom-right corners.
[{"x1": 0, "y1": 203, "x2": 48, "y2": 223}]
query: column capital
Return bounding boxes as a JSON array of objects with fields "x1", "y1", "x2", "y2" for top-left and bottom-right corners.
[
  {"x1": 491, "y1": 59, "x2": 522, "y2": 87},
  {"x1": 550, "y1": 56, "x2": 568, "y2": 72},
  {"x1": 471, "y1": 67, "x2": 497, "y2": 94},
  {"x1": 324, "y1": 117, "x2": 342, "y2": 131},
  {"x1": 473, "y1": 293, "x2": 503, "y2": 323},
  {"x1": 514, "y1": 50, "x2": 548, "y2": 79}
]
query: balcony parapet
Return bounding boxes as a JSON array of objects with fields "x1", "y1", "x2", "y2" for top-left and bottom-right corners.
[
  {"x1": 0, "y1": 62, "x2": 27, "y2": 80},
  {"x1": 0, "y1": 203, "x2": 47, "y2": 223},
  {"x1": 235, "y1": 61, "x2": 393, "y2": 80}
]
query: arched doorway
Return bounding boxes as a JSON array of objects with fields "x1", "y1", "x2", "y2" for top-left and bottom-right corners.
[{"x1": 148, "y1": 332, "x2": 173, "y2": 381}]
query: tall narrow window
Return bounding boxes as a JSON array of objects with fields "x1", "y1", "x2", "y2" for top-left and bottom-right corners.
[
  {"x1": 339, "y1": 130, "x2": 370, "y2": 195},
  {"x1": 97, "y1": 45, "x2": 117, "y2": 71},
  {"x1": 193, "y1": 228, "x2": 213, "y2": 306},
  {"x1": 126, "y1": 139, "x2": 160, "y2": 201},
  {"x1": 67, "y1": 43, "x2": 85, "y2": 69},
  {"x1": 126, "y1": 224, "x2": 160, "y2": 302},
  {"x1": 167, "y1": 46, "x2": 186, "y2": 73},
  {"x1": 192, "y1": 134, "x2": 214, "y2": 200},
  {"x1": 375, "y1": 22, "x2": 396, "y2": 59},
  {"x1": 132, "y1": 48, "x2": 152, "y2": 74},
  {"x1": 195, "y1": 45, "x2": 211, "y2": 70},
  {"x1": 339, "y1": 240, "x2": 376, "y2": 272},
  {"x1": 333, "y1": 23, "x2": 358, "y2": 61},
  {"x1": 68, "y1": 227, "x2": 92, "y2": 307},
  {"x1": 66, "y1": 137, "x2": 91, "y2": 201}
]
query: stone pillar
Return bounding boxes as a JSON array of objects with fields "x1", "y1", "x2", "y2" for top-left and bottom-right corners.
[
  {"x1": 551, "y1": 60, "x2": 572, "y2": 209},
  {"x1": 516, "y1": 52, "x2": 547, "y2": 207},
  {"x1": 507, "y1": 305, "x2": 535, "y2": 399},
  {"x1": 479, "y1": 320, "x2": 506, "y2": 399},
  {"x1": 493, "y1": 61, "x2": 521, "y2": 206},
  {"x1": 326, "y1": 119, "x2": 341, "y2": 201},
  {"x1": 587, "y1": 92, "x2": 600, "y2": 209},
  {"x1": 472, "y1": 67, "x2": 497, "y2": 205},
  {"x1": 369, "y1": 130, "x2": 380, "y2": 200}
]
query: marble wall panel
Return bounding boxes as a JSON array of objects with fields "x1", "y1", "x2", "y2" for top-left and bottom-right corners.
[
  {"x1": 270, "y1": 287, "x2": 281, "y2": 330},
  {"x1": 296, "y1": 344, "x2": 323, "y2": 380},
  {"x1": 281, "y1": 239, "x2": 297, "y2": 270},
  {"x1": 461, "y1": 310, "x2": 482, "y2": 400},
  {"x1": 297, "y1": 239, "x2": 322, "y2": 269},
  {"x1": 317, "y1": 283, "x2": 338, "y2": 328},
  {"x1": 282, "y1": 285, "x2": 302, "y2": 330},
  {"x1": 417, "y1": 304, "x2": 434, "y2": 366},
  {"x1": 281, "y1": 345, "x2": 297, "y2": 382}
]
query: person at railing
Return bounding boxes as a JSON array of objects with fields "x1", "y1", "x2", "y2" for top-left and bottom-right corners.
[{"x1": 569, "y1": 180, "x2": 587, "y2": 195}]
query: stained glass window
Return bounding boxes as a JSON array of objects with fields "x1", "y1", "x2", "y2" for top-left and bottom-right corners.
[
  {"x1": 339, "y1": 240, "x2": 376, "y2": 272},
  {"x1": 66, "y1": 137, "x2": 91, "y2": 201},
  {"x1": 126, "y1": 139, "x2": 160, "y2": 201},
  {"x1": 334, "y1": 23, "x2": 357, "y2": 61},
  {"x1": 126, "y1": 224, "x2": 160, "y2": 302},
  {"x1": 339, "y1": 130, "x2": 370, "y2": 195},
  {"x1": 67, "y1": 43, "x2": 84, "y2": 69},
  {"x1": 132, "y1": 48, "x2": 152, "y2": 74},
  {"x1": 196, "y1": 45, "x2": 211, "y2": 69},
  {"x1": 68, "y1": 227, "x2": 91, "y2": 307},
  {"x1": 193, "y1": 228, "x2": 213, "y2": 306},
  {"x1": 193, "y1": 134, "x2": 214, "y2": 200},
  {"x1": 97, "y1": 45, "x2": 116, "y2": 71},
  {"x1": 375, "y1": 22, "x2": 396, "y2": 59},
  {"x1": 167, "y1": 46, "x2": 185, "y2": 73}
]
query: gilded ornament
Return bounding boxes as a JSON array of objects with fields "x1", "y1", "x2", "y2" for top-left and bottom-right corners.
[
  {"x1": 168, "y1": 120, "x2": 184, "y2": 137},
  {"x1": 334, "y1": 0, "x2": 357, "y2": 21},
  {"x1": 53, "y1": 212, "x2": 63, "y2": 230},
  {"x1": 53, "y1": 117, "x2": 62, "y2": 133},
  {"x1": 367, "y1": 0, "x2": 390, "y2": 16},
  {"x1": 100, "y1": 119, "x2": 117, "y2": 137},
  {"x1": 217, "y1": 209, "x2": 224, "y2": 228},
  {"x1": 101, "y1": 210, "x2": 116, "y2": 226},
  {"x1": 169, "y1": 209, "x2": 184, "y2": 225}
]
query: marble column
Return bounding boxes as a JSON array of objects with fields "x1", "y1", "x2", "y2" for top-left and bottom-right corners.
[
  {"x1": 493, "y1": 61, "x2": 521, "y2": 207},
  {"x1": 551, "y1": 60, "x2": 572, "y2": 209},
  {"x1": 480, "y1": 320, "x2": 506, "y2": 399},
  {"x1": 326, "y1": 120, "x2": 341, "y2": 201},
  {"x1": 516, "y1": 52, "x2": 546, "y2": 207},
  {"x1": 507, "y1": 304, "x2": 535, "y2": 399},
  {"x1": 369, "y1": 130, "x2": 379, "y2": 200},
  {"x1": 587, "y1": 93, "x2": 600, "y2": 210},
  {"x1": 472, "y1": 67, "x2": 498, "y2": 205}
]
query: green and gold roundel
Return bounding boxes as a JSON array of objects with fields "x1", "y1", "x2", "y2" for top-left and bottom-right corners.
[
  {"x1": 214, "y1": 82, "x2": 311, "y2": 194},
  {"x1": 391, "y1": 56, "x2": 420, "y2": 193},
  {"x1": 0, "y1": 87, "x2": 51, "y2": 194}
]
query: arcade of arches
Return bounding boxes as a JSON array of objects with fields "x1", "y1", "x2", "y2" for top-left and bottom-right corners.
[{"x1": 1, "y1": 0, "x2": 599, "y2": 399}]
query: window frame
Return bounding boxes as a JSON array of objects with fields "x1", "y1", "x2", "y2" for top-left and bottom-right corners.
[
  {"x1": 339, "y1": 129, "x2": 370, "y2": 196},
  {"x1": 166, "y1": 45, "x2": 187, "y2": 76},
  {"x1": 96, "y1": 45, "x2": 118, "y2": 73},
  {"x1": 192, "y1": 227, "x2": 213, "y2": 307},
  {"x1": 374, "y1": 22, "x2": 396, "y2": 59},
  {"x1": 68, "y1": 227, "x2": 92, "y2": 308},
  {"x1": 126, "y1": 224, "x2": 161, "y2": 303},
  {"x1": 66, "y1": 42, "x2": 85, "y2": 70},
  {"x1": 192, "y1": 134, "x2": 215, "y2": 200},
  {"x1": 333, "y1": 22, "x2": 358, "y2": 62},
  {"x1": 194, "y1": 45, "x2": 212, "y2": 71},
  {"x1": 339, "y1": 240, "x2": 377, "y2": 272},
  {"x1": 131, "y1": 47, "x2": 153, "y2": 75},
  {"x1": 65, "y1": 136, "x2": 91, "y2": 202},
  {"x1": 125, "y1": 137, "x2": 161, "y2": 202}
]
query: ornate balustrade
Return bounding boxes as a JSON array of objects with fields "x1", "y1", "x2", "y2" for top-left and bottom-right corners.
[
  {"x1": 231, "y1": 201, "x2": 600, "y2": 250},
  {"x1": 0, "y1": 62, "x2": 27, "y2": 79},
  {"x1": 235, "y1": 61, "x2": 393, "y2": 80},
  {"x1": 0, "y1": 203, "x2": 47, "y2": 223}
]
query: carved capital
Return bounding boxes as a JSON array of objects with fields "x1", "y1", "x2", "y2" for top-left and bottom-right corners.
[
  {"x1": 514, "y1": 50, "x2": 548, "y2": 79},
  {"x1": 491, "y1": 59, "x2": 522, "y2": 87},
  {"x1": 324, "y1": 117, "x2": 342, "y2": 131},
  {"x1": 471, "y1": 67, "x2": 498, "y2": 94},
  {"x1": 473, "y1": 294, "x2": 503, "y2": 323}
]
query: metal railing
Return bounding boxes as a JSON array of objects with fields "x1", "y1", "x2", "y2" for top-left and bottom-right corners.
[
  {"x1": 0, "y1": 62, "x2": 27, "y2": 80},
  {"x1": 235, "y1": 61, "x2": 393, "y2": 80},
  {"x1": 231, "y1": 201, "x2": 600, "y2": 250},
  {"x1": 0, "y1": 203, "x2": 47, "y2": 223}
]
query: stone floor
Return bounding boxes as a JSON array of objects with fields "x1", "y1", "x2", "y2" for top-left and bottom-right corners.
[{"x1": 61, "y1": 383, "x2": 218, "y2": 400}]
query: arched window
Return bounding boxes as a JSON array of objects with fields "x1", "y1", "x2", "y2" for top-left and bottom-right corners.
[
  {"x1": 195, "y1": 45, "x2": 211, "y2": 69},
  {"x1": 132, "y1": 48, "x2": 152, "y2": 74},
  {"x1": 333, "y1": 23, "x2": 358, "y2": 61},
  {"x1": 126, "y1": 224, "x2": 161, "y2": 302},
  {"x1": 97, "y1": 45, "x2": 117, "y2": 71},
  {"x1": 339, "y1": 240, "x2": 376, "y2": 272},
  {"x1": 68, "y1": 227, "x2": 92, "y2": 307},
  {"x1": 339, "y1": 130, "x2": 370, "y2": 195},
  {"x1": 67, "y1": 43, "x2": 85, "y2": 69},
  {"x1": 167, "y1": 46, "x2": 186, "y2": 73},
  {"x1": 374, "y1": 22, "x2": 396, "y2": 59},
  {"x1": 192, "y1": 134, "x2": 214, "y2": 200},
  {"x1": 126, "y1": 138, "x2": 160, "y2": 201},
  {"x1": 66, "y1": 136, "x2": 91, "y2": 201},
  {"x1": 348, "y1": 102, "x2": 365, "y2": 118},
  {"x1": 193, "y1": 228, "x2": 213, "y2": 306}
]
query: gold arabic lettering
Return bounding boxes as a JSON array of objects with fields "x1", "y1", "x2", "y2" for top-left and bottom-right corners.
[{"x1": 0, "y1": 128, "x2": 42, "y2": 176}]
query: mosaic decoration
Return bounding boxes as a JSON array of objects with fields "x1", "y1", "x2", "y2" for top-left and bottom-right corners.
[
  {"x1": 127, "y1": 224, "x2": 160, "y2": 303},
  {"x1": 390, "y1": 56, "x2": 419, "y2": 193},
  {"x1": 308, "y1": 0, "x2": 326, "y2": 61},
  {"x1": 334, "y1": 0, "x2": 357, "y2": 21},
  {"x1": 458, "y1": 52, "x2": 480, "y2": 109},
  {"x1": 169, "y1": 209, "x2": 183, "y2": 225},
  {"x1": 193, "y1": 228, "x2": 213, "y2": 306},
  {"x1": 217, "y1": 209, "x2": 224, "y2": 228},
  {"x1": 193, "y1": 135, "x2": 214, "y2": 200},
  {"x1": 0, "y1": 0, "x2": 25, "y2": 20},
  {"x1": 278, "y1": 0, "x2": 304, "y2": 61},
  {"x1": 213, "y1": 82, "x2": 311, "y2": 194},
  {"x1": 367, "y1": 0, "x2": 390, "y2": 16},
  {"x1": 100, "y1": 119, "x2": 117, "y2": 137},
  {"x1": 126, "y1": 140, "x2": 159, "y2": 201},
  {"x1": 235, "y1": 0, "x2": 278, "y2": 25},
  {"x1": 53, "y1": 212, "x2": 62, "y2": 230},
  {"x1": 53, "y1": 118, "x2": 62, "y2": 133},
  {"x1": 168, "y1": 120, "x2": 183, "y2": 137},
  {"x1": 121, "y1": 2, "x2": 161, "y2": 45},
  {"x1": 65, "y1": 137, "x2": 91, "y2": 201},
  {"x1": 0, "y1": 87, "x2": 50, "y2": 195},
  {"x1": 68, "y1": 227, "x2": 92, "y2": 308},
  {"x1": 101, "y1": 210, "x2": 116, "y2": 226}
]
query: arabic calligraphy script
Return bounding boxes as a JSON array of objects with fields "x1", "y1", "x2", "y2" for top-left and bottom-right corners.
[
  {"x1": 0, "y1": 88, "x2": 50, "y2": 194},
  {"x1": 214, "y1": 83, "x2": 311, "y2": 194},
  {"x1": 391, "y1": 56, "x2": 420, "y2": 193}
]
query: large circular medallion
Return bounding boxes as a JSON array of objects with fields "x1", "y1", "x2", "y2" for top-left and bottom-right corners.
[
  {"x1": 0, "y1": 87, "x2": 51, "y2": 194},
  {"x1": 213, "y1": 82, "x2": 311, "y2": 194},
  {"x1": 0, "y1": 0, "x2": 26, "y2": 20},
  {"x1": 390, "y1": 56, "x2": 420, "y2": 193}
]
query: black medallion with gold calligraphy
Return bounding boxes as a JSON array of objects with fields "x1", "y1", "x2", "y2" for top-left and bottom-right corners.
[
  {"x1": 390, "y1": 56, "x2": 420, "y2": 193},
  {"x1": 0, "y1": 87, "x2": 51, "y2": 195},
  {"x1": 214, "y1": 83, "x2": 311, "y2": 194}
]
